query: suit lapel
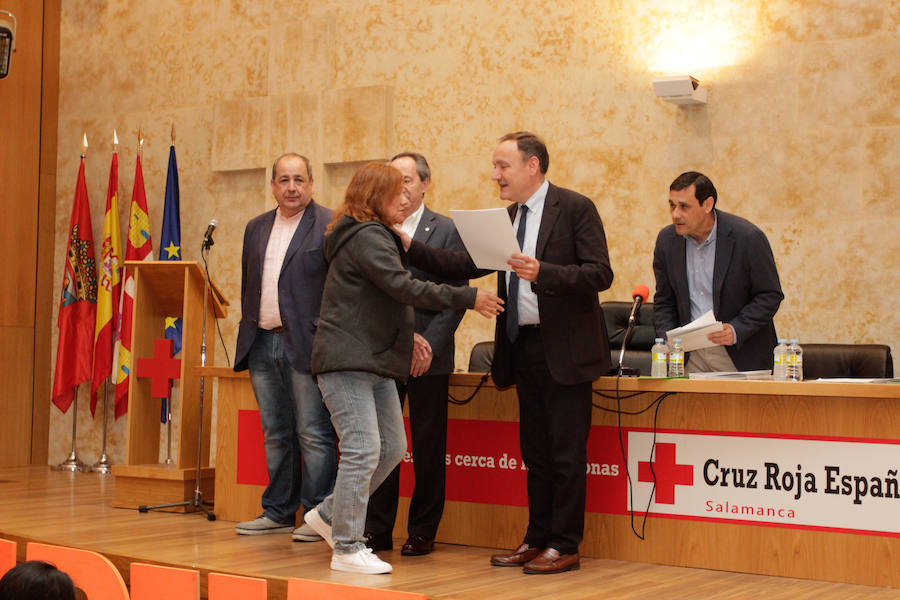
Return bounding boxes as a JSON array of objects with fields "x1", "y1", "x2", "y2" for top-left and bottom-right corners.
[
  {"x1": 712, "y1": 212, "x2": 733, "y2": 313},
  {"x1": 256, "y1": 209, "x2": 277, "y2": 278},
  {"x1": 281, "y1": 201, "x2": 317, "y2": 275},
  {"x1": 535, "y1": 183, "x2": 560, "y2": 260},
  {"x1": 413, "y1": 206, "x2": 437, "y2": 245},
  {"x1": 672, "y1": 234, "x2": 690, "y2": 319}
]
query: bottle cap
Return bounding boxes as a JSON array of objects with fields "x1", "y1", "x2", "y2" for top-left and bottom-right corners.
[{"x1": 655, "y1": 338, "x2": 664, "y2": 343}]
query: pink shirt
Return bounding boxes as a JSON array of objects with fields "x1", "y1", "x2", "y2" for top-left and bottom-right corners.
[{"x1": 258, "y1": 207, "x2": 304, "y2": 329}]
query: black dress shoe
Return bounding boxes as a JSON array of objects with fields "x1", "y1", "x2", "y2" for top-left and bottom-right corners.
[
  {"x1": 364, "y1": 531, "x2": 393, "y2": 552},
  {"x1": 401, "y1": 534, "x2": 435, "y2": 556}
]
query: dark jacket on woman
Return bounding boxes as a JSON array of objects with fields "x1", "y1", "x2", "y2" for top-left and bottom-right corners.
[{"x1": 311, "y1": 216, "x2": 476, "y2": 383}]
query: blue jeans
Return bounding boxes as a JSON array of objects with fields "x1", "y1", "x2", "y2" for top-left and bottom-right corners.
[
  {"x1": 315, "y1": 371, "x2": 407, "y2": 553},
  {"x1": 247, "y1": 330, "x2": 337, "y2": 525}
]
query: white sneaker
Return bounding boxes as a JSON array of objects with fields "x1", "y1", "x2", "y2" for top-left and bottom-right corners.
[
  {"x1": 331, "y1": 548, "x2": 393, "y2": 574},
  {"x1": 292, "y1": 521, "x2": 323, "y2": 542},
  {"x1": 303, "y1": 507, "x2": 334, "y2": 548}
]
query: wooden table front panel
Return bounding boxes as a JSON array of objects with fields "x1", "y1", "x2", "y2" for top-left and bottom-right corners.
[{"x1": 429, "y1": 375, "x2": 900, "y2": 588}]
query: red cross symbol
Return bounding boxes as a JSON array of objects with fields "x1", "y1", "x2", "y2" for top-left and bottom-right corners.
[
  {"x1": 136, "y1": 338, "x2": 181, "y2": 399},
  {"x1": 638, "y1": 442, "x2": 693, "y2": 504}
]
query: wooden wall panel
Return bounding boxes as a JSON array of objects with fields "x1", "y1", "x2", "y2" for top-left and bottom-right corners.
[
  {"x1": 0, "y1": 0, "x2": 59, "y2": 465},
  {"x1": 0, "y1": 328, "x2": 35, "y2": 466},
  {"x1": 0, "y1": 2, "x2": 41, "y2": 326},
  {"x1": 33, "y1": 0, "x2": 60, "y2": 465}
]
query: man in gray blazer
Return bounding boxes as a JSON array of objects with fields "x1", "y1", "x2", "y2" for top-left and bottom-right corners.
[
  {"x1": 653, "y1": 171, "x2": 784, "y2": 372},
  {"x1": 364, "y1": 153, "x2": 467, "y2": 556},
  {"x1": 233, "y1": 153, "x2": 337, "y2": 539}
]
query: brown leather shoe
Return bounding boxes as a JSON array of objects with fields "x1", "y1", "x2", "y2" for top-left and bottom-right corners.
[
  {"x1": 523, "y1": 548, "x2": 580, "y2": 574},
  {"x1": 490, "y1": 543, "x2": 542, "y2": 567},
  {"x1": 401, "y1": 534, "x2": 435, "y2": 556}
]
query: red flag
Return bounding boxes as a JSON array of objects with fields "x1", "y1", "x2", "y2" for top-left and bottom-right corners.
[
  {"x1": 90, "y1": 152, "x2": 122, "y2": 416},
  {"x1": 113, "y1": 154, "x2": 153, "y2": 418},
  {"x1": 52, "y1": 157, "x2": 98, "y2": 413}
]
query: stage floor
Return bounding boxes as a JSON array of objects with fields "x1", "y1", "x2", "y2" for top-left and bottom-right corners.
[{"x1": 1, "y1": 466, "x2": 898, "y2": 600}]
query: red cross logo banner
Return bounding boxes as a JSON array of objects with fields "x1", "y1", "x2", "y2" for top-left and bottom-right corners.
[
  {"x1": 136, "y1": 338, "x2": 181, "y2": 399},
  {"x1": 638, "y1": 442, "x2": 694, "y2": 504}
]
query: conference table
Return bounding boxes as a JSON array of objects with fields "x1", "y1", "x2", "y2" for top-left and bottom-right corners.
[{"x1": 203, "y1": 367, "x2": 900, "y2": 588}]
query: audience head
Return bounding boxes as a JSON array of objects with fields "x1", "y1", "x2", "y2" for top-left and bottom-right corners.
[
  {"x1": 330, "y1": 162, "x2": 406, "y2": 230},
  {"x1": 492, "y1": 131, "x2": 548, "y2": 204},
  {"x1": 0, "y1": 561, "x2": 76, "y2": 600}
]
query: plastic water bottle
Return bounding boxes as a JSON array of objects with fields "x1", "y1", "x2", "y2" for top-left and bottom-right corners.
[
  {"x1": 668, "y1": 338, "x2": 685, "y2": 377},
  {"x1": 773, "y1": 339, "x2": 788, "y2": 381},
  {"x1": 651, "y1": 338, "x2": 668, "y2": 377},
  {"x1": 788, "y1": 339, "x2": 803, "y2": 382}
]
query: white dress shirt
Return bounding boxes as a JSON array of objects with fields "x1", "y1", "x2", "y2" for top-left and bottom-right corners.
[{"x1": 508, "y1": 180, "x2": 548, "y2": 326}]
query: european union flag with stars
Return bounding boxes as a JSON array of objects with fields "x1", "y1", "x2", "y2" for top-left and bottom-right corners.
[
  {"x1": 160, "y1": 145, "x2": 182, "y2": 423},
  {"x1": 159, "y1": 144, "x2": 183, "y2": 351}
]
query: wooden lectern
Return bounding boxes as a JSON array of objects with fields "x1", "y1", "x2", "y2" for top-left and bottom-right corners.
[{"x1": 111, "y1": 261, "x2": 226, "y2": 512}]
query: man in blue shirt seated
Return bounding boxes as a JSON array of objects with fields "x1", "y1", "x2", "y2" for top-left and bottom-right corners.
[{"x1": 652, "y1": 171, "x2": 784, "y2": 372}]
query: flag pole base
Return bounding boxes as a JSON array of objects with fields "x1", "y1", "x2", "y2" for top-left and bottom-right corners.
[
  {"x1": 89, "y1": 452, "x2": 113, "y2": 474},
  {"x1": 53, "y1": 451, "x2": 86, "y2": 472}
]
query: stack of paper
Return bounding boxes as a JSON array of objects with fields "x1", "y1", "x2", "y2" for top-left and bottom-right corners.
[
  {"x1": 666, "y1": 310, "x2": 723, "y2": 352},
  {"x1": 688, "y1": 370, "x2": 773, "y2": 380},
  {"x1": 449, "y1": 208, "x2": 520, "y2": 271}
]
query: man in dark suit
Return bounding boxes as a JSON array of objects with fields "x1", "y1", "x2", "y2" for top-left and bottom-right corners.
[
  {"x1": 233, "y1": 153, "x2": 337, "y2": 540},
  {"x1": 364, "y1": 153, "x2": 467, "y2": 557},
  {"x1": 402, "y1": 132, "x2": 614, "y2": 574},
  {"x1": 653, "y1": 171, "x2": 783, "y2": 372}
]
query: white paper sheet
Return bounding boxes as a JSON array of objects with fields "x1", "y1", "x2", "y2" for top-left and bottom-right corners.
[
  {"x1": 666, "y1": 309, "x2": 724, "y2": 352},
  {"x1": 449, "y1": 208, "x2": 521, "y2": 271},
  {"x1": 688, "y1": 370, "x2": 772, "y2": 380}
]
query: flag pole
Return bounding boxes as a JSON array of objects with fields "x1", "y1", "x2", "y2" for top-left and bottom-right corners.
[
  {"x1": 89, "y1": 380, "x2": 113, "y2": 474},
  {"x1": 162, "y1": 122, "x2": 175, "y2": 465},
  {"x1": 54, "y1": 132, "x2": 91, "y2": 473},
  {"x1": 54, "y1": 385, "x2": 86, "y2": 472},
  {"x1": 90, "y1": 129, "x2": 119, "y2": 475},
  {"x1": 165, "y1": 404, "x2": 174, "y2": 464}
]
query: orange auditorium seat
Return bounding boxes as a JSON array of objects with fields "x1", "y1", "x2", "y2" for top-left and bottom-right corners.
[
  {"x1": 208, "y1": 572, "x2": 267, "y2": 600},
  {"x1": 25, "y1": 542, "x2": 128, "y2": 600},
  {"x1": 130, "y1": 562, "x2": 199, "y2": 600},
  {"x1": 0, "y1": 538, "x2": 15, "y2": 578}
]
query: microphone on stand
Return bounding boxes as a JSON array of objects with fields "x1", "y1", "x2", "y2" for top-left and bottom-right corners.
[
  {"x1": 202, "y1": 219, "x2": 218, "y2": 250},
  {"x1": 617, "y1": 284, "x2": 650, "y2": 376}
]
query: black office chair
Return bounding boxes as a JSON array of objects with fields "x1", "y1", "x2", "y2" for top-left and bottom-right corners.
[
  {"x1": 467, "y1": 341, "x2": 495, "y2": 372},
  {"x1": 800, "y1": 344, "x2": 894, "y2": 379}
]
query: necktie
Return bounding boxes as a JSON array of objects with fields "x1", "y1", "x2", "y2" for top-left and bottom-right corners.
[{"x1": 506, "y1": 204, "x2": 528, "y2": 343}]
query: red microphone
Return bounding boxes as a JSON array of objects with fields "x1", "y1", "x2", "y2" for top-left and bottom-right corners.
[
  {"x1": 632, "y1": 284, "x2": 649, "y2": 304},
  {"x1": 618, "y1": 285, "x2": 650, "y2": 373},
  {"x1": 627, "y1": 284, "x2": 649, "y2": 329}
]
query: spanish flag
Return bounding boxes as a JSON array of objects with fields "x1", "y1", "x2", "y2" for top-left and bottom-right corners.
[{"x1": 89, "y1": 151, "x2": 122, "y2": 416}]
